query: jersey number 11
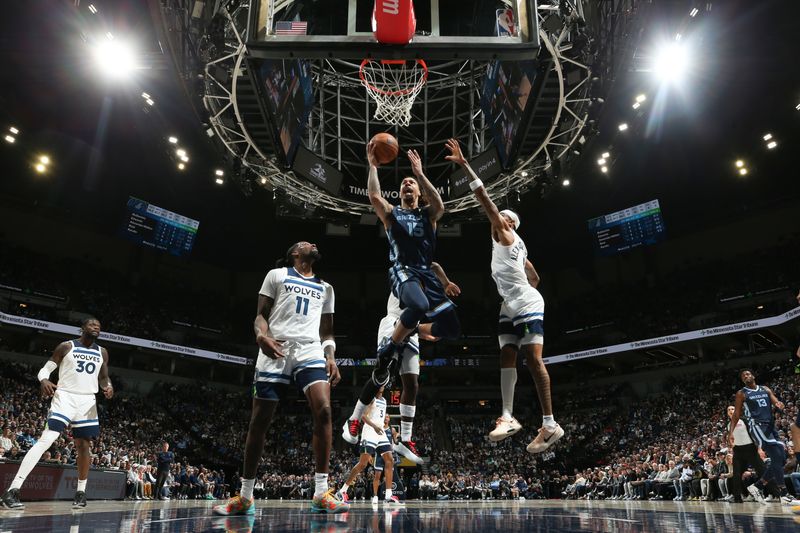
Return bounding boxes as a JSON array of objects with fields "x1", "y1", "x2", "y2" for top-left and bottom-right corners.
[{"x1": 295, "y1": 296, "x2": 310, "y2": 316}]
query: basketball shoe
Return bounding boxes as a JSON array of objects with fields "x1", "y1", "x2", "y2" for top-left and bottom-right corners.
[
  {"x1": 385, "y1": 495, "x2": 404, "y2": 506},
  {"x1": 395, "y1": 440, "x2": 423, "y2": 464},
  {"x1": 341, "y1": 419, "x2": 362, "y2": 445},
  {"x1": 310, "y1": 490, "x2": 350, "y2": 514},
  {"x1": 488, "y1": 417, "x2": 523, "y2": 442},
  {"x1": 212, "y1": 495, "x2": 256, "y2": 516},
  {"x1": 0, "y1": 489, "x2": 24, "y2": 510},
  {"x1": 526, "y1": 424, "x2": 564, "y2": 454}
]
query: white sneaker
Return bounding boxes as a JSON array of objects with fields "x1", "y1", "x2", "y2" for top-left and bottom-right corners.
[
  {"x1": 764, "y1": 495, "x2": 779, "y2": 503},
  {"x1": 526, "y1": 424, "x2": 564, "y2": 454},
  {"x1": 385, "y1": 495, "x2": 404, "y2": 506},
  {"x1": 371, "y1": 496, "x2": 379, "y2": 504},
  {"x1": 394, "y1": 441, "x2": 424, "y2": 464},
  {"x1": 747, "y1": 484, "x2": 766, "y2": 505},
  {"x1": 782, "y1": 496, "x2": 800, "y2": 505},
  {"x1": 488, "y1": 417, "x2": 523, "y2": 442}
]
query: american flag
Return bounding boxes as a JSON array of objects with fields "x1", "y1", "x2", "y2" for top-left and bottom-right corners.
[{"x1": 274, "y1": 21, "x2": 308, "y2": 36}]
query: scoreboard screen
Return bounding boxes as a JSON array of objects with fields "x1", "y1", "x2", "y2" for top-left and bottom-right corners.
[
  {"x1": 588, "y1": 200, "x2": 666, "y2": 256},
  {"x1": 122, "y1": 197, "x2": 199, "y2": 257}
]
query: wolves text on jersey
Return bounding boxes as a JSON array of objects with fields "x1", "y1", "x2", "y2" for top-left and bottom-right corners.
[{"x1": 283, "y1": 283, "x2": 323, "y2": 300}]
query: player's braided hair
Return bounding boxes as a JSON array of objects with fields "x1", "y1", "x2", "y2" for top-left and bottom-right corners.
[{"x1": 276, "y1": 242, "x2": 302, "y2": 268}]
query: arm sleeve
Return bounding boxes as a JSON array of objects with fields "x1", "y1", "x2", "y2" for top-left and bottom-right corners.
[
  {"x1": 322, "y1": 283, "x2": 335, "y2": 314},
  {"x1": 259, "y1": 268, "x2": 282, "y2": 298}
]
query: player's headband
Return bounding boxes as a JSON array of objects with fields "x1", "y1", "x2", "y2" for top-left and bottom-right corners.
[{"x1": 500, "y1": 209, "x2": 520, "y2": 230}]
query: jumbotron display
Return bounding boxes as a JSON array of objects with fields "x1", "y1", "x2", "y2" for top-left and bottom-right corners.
[
  {"x1": 588, "y1": 199, "x2": 666, "y2": 256},
  {"x1": 122, "y1": 197, "x2": 199, "y2": 257}
]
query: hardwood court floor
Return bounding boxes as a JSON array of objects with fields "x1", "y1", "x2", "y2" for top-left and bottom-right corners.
[{"x1": 1, "y1": 498, "x2": 799, "y2": 532}]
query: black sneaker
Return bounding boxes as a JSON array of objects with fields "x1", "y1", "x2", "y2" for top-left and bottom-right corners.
[
  {"x1": 72, "y1": 491, "x2": 87, "y2": 509},
  {"x1": 1, "y1": 488, "x2": 24, "y2": 510}
]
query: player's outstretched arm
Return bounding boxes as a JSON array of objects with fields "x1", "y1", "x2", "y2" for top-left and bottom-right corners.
[
  {"x1": 431, "y1": 261, "x2": 461, "y2": 298},
  {"x1": 764, "y1": 386, "x2": 785, "y2": 410},
  {"x1": 99, "y1": 347, "x2": 114, "y2": 399},
  {"x1": 444, "y1": 139, "x2": 513, "y2": 245},
  {"x1": 524, "y1": 259, "x2": 541, "y2": 289},
  {"x1": 367, "y1": 142, "x2": 393, "y2": 227},
  {"x1": 407, "y1": 149, "x2": 444, "y2": 222},
  {"x1": 319, "y1": 313, "x2": 340, "y2": 386},
  {"x1": 38, "y1": 342, "x2": 69, "y2": 398},
  {"x1": 255, "y1": 295, "x2": 284, "y2": 358}
]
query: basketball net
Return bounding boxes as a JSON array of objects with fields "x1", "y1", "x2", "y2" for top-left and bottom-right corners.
[{"x1": 360, "y1": 59, "x2": 428, "y2": 127}]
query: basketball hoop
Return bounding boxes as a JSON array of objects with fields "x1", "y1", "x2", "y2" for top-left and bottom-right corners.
[{"x1": 359, "y1": 59, "x2": 428, "y2": 127}]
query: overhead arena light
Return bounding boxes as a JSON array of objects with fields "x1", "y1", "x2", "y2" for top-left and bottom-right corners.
[
  {"x1": 214, "y1": 169, "x2": 224, "y2": 177},
  {"x1": 177, "y1": 163, "x2": 186, "y2": 170},
  {"x1": 597, "y1": 158, "x2": 606, "y2": 166},
  {"x1": 762, "y1": 133, "x2": 772, "y2": 141},
  {"x1": 690, "y1": 7, "x2": 699, "y2": 17},
  {"x1": 766, "y1": 141, "x2": 777, "y2": 150},
  {"x1": 602, "y1": 151, "x2": 610, "y2": 159},
  {"x1": 600, "y1": 166, "x2": 608, "y2": 174},
  {"x1": 738, "y1": 167, "x2": 748, "y2": 176},
  {"x1": 652, "y1": 43, "x2": 690, "y2": 84},
  {"x1": 168, "y1": 136, "x2": 178, "y2": 144},
  {"x1": 635, "y1": 94, "x2": 647, "y2": 103},
  {"x1": 4, "y1": 135, "x2": 15, "y2": 144},
  {"x1": 735, "y1": 160, "x2": 744, "y2": 168},
  {"x1": 562, "y1": 179, "x2": 570, "y2": 187},
  {"x1": 632, "y1": 102, "x2": 641, "y2": 110},
  {"x1": 796, "y1": 102, "x2": 800, "y2": 111},
  {"x1": 215, "y1": 177, "x2": 224, "y2": 185},
  {"x1": 176, "y1": 148, "x2": 186, "y2": 157},
  {"x1": 520, "y1": 171, "x2": 529, "y2": 177},
  {"x1": 9, "y1": 126, "x2": 19, "y2": 135},
  {"x1": 34, "y1": 163, "x2": 47, "y2": 174},
  {"x1": 179, "y1": 155, "x2": 189, "y2": 163},
  {"x1": 260, "y1": 177, "x2": 268, "y2": 185},
  {"x1": 39, "y1": 155, "x2": 50, "y2": 165},
  {"x1": 618, "y1": 123, "x2": 629, "y2": 131},
  {"x1": 92, "y1": 38, "x2": 137, "y2": 80},
  {"x1": 88, "y1": 4, "x2": 98, "y2": 14}
]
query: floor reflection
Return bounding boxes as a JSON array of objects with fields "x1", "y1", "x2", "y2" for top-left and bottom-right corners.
[{"x1": 0, "y1": 500, "x2": 798, "y2": 533}]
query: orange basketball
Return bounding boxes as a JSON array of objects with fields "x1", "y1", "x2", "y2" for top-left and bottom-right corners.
[{"x1": 370, "y1": 132, "x2": 399, "y2": 165}]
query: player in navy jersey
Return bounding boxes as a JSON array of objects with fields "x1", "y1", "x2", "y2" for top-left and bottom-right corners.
[
  {"x1": 1, "y1": 318, "x2": 113, "y2": 510},
  {"x1": 349, "y1": 142, "x2": 461, "y2": 456},
  {"x1": 728, "y1": 369, "x2": 786, "y2": 503}
]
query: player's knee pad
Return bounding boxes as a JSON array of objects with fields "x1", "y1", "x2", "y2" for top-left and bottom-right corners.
[{"x1": 430, "y1": 309, "x2": 461, "y2": 340}]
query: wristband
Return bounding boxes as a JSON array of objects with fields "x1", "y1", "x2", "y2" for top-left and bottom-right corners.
[
  {"x1": 37, "y1": 360, "x2": 58, "y2": 382},
  {"x1": 321, "y1": 339, "x2": 336, "y2": 354},
  {"x1": 469, "y1": 179, "x2": 484, "y2": 191}
]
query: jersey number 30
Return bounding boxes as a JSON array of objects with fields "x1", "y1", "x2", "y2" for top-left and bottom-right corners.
[
  {"x1": 295, "y1": 296, "x2": 310, "y2": 316},
  {"x1": 76, "y1": 361, "x2": 97, "y2": 374}
]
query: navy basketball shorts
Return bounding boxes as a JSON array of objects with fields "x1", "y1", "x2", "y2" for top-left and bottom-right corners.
[{"x1": 388, "y1": 265, "x2": 455, "y2": 322}]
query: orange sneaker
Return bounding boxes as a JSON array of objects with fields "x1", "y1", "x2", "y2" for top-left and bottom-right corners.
[
  {"x1": 212, "y1": 495, "x2": 255, "y2": 516},
  {"x1": 311, "y1": 489, "x2": 350, "y2": 514}
]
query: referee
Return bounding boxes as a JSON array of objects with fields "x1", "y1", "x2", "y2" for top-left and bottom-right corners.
[
  {"x1": 155, "y1": 442, "x2": 175, "y2": 500},
  {"x1": 725, "y1": 405, "x2": 765, "y2": 503}
]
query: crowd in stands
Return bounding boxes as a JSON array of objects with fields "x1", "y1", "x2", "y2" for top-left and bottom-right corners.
[
  {"x1": 2, "y1": 354, "x2": 798, "y2": 503},
  {"x1": 2, "y1": 237, "x2": 798, "y2": 358}
]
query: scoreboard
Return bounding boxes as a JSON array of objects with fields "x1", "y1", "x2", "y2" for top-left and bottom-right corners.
[
  {"x1": 588, "y1": 200, "x2": 666, "y2": 256},
  {"x1": 122, "y1": 197, "x2": 199, "y2": 257}
]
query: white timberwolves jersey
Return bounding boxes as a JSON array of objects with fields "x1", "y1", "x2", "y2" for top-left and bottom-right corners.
[
  {"x1": 491, "y1": 231, "x2": 533, "y2": 303},
  {"x1": 259, "y1": 267, "x2": 335, "y2": 344},
  {"x1": 58, "y1": 340, "x2": 103, "y2": 395},
  {"x1": 362, "y1": 396, "x2": 389, "y2": 443}
]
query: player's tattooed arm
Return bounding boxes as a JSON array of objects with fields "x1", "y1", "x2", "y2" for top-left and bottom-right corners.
[
  {"x1": 444, "y1": 138, "x2": 513, "y2": 245},
  {"x1": 319, "y1": 313, "x2": 341, "y2": 386},
  {"x1": 367, "y1": 142, "x2": 393, "y2": 227},
  {"x1": 39, "y1": 342, "x2": 70, "y2": 398},
  {"x1": 407, "y1": 148, "x2": 444, "y2": 222},
  {"x1": 255, "y1": 295, "x2": 284, "y2": 358},
  {"x1": 524, "y1": 260, "x2": 541, "y2": 289},
  {"x1": 431, "y1": 262, "x2": 461, "y2": 298},
  {"x1": 99, "y1": 347, "x2": 114, "y2": 399}
]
